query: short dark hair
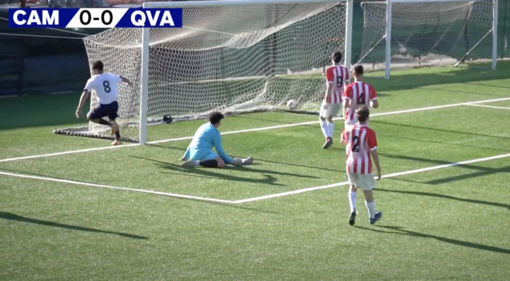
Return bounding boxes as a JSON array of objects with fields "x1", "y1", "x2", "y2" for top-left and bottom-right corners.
[
  {"x1": 353, "y1": 65, "x2": 364, "y2": 76},
  {"x1": 332, "y1": 51, "x2": 342, "y2": 64},
  {"x1": 209, "y1": 111, "x2": 224, "y2": 125},
  {"x1": 356, "y1": 105, "x2": 370, "y2": 123},
  {"x1": 92, "y1": 61, "x2": 104, "y2": 71}
]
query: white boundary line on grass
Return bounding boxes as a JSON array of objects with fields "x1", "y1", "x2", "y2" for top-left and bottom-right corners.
[
  {"x1": 1, "y1": 96, "x2": 510, "y2": 164},
  {"x1": 232, "y1": 153, "x2": 510, "y2": 204},
  {"x1": 0, "y1": 171, "x2": 234, "y2": 204},
  {"x1": 465, "y1": 104, "x2": 510, "y2": 110},
  {"x1": 2, "y1": 152, "x2": 509, "y2": 205}
]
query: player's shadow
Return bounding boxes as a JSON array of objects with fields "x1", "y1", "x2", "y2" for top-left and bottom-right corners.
[
  {"x1": 0, "y1": 212, "x2": 148, "y2": 239},
  {"x1": 378, "y1": 189, "x2": 510, "y2": 211},
  {"x1": 355, "y1": 225, "x2": 510, "y2": 255},
  {"x1": 134, "y1": 157, "x2": 318, "y2": 186},
  {"x1": 380, "y1": 153, "x2": 510, "y2": 185},
  {"x1": 372, "y1": 120, "x2": 510, "y2": 141}
]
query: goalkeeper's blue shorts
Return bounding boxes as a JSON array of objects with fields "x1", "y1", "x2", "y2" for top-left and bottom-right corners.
[{"x1": 190, "y1": 149, "x2": 218, "y2": 161}]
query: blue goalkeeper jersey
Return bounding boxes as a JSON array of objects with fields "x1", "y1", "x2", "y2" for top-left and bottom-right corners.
[{"x1": 183, "y1": 122, "x2": 232, "y2": 164}]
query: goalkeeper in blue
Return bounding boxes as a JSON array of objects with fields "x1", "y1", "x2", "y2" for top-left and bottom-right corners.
[{"x1": 180, "y1": 112, "x2": 253, "y2": 168}]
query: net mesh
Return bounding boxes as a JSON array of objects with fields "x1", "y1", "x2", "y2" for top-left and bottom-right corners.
[
  {"x1": 358, "y1": 0, "x2": 494, "y2": 72},
  {"x1": 54, "y1": 2, "x2": 347, "y2": 142}
]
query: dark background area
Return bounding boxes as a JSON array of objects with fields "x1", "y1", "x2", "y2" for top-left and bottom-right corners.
[{"x1": 0, "y1": 0, "x2": 508, "y2": 97}]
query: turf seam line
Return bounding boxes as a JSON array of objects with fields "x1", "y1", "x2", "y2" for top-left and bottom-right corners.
[
  {"x1": 465, "y1": 104, "x2": 510, "y2": 110},
  {"x1": 0, "y1": 171, "x2": 234, "y2": 204},
  {"x1": 232, "y1": 153, "x2": 510, "y2": 204},
  {"x1": 1, "y1": 96, "x2": 510, "y2": 164}
]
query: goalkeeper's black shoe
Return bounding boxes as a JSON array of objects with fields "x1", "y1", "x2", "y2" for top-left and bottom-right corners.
[
  {"x1": 322, "y1": 137, "x2": 333, "y2": 149},
  {"x1": 348, "y1": 210, "x2": 356, "y2": 226}
]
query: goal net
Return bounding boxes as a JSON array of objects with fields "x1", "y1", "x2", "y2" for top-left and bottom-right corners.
[
  {"x1": 357, "y1": 0, "x2": 496, "y2": 77},
  {"x1": 54, "y1": 0, "x2": 349, "y2": 142}
]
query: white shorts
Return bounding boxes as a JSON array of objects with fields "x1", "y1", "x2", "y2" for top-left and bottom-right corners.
[
  {"x1": 347, "y1": 173, "x2": 375, "y2": 191},
  {"x1": 320, "y1": 102, "x2": 341, "y2": 118}
]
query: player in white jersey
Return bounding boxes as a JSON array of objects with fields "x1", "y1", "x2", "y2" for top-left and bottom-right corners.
[
  {"x1": 320, "y1": 51, "x2": 349, "y2": 149},
  {"x1": 75, "y1": 61, "x2": 132, "y2": 146}
]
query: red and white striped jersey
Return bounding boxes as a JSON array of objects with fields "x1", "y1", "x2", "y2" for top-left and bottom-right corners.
[
  {"x1": 341, "y1": 125, "x2": 378, "y2": 174},
  {"x1": 325, "y1": 65, "x2": 349, "y2": 104},
  {"x1": 343, "y1": 81, "x2": 377, "y2": 121}
]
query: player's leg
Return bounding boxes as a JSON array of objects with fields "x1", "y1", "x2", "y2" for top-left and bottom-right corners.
[
  {"x1": 87, "y1": 104, "x2": 112, "y2": 127},
  {"x1": 106, "y1": 101, "x2": 121, "y2": 145},
  {"x1": 326, "y1": 103, "x2": 341, "y2": 146},
  {"x1": 346, "y1": 172, "x2": 359, "y2": 226},
  {"x1": 359, "y1": 174, "x2": 382, "y2": 224},
  {"x1": 182, "y1": 151, "x2": 226, "y2": 168},
  {"x1": 230, "y1": 157, "x2": 253, "y2": 166},
  {"x1": 320, "y1": 102, "x2": 332, "y2": 149}
]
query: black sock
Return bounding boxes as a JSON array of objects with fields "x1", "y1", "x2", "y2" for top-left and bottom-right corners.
[
  {"x1": 199, "y1": 160, "x2": 218, "y2": 167},
  {"x1": 115, "y1": 132, "x2": 121, "y2": 141}
]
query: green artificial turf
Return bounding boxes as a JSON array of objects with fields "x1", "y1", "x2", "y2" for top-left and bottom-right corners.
[{"x1": 1, "y1": 62, "x2": 510, "y2": 280}]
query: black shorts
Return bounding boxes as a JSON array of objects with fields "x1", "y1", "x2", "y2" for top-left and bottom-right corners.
[{"x1": 89, "y1": 101, "x2": 119, "y2": 120}]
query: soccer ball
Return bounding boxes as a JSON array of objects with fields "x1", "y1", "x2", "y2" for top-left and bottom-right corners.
[{"x1": 287, "y1": 99, "x2": 299, "y2": 110}]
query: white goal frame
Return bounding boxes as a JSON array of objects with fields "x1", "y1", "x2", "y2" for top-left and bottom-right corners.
[
  {"x1": 364, "y1": 0, "x2": 498, "y2": 79},
  {"x1": 139, "y1": 0, "x2": 354, "y2": 144}
]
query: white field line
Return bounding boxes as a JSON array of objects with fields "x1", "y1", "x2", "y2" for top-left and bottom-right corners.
[
  {"x1": 1, "y1": 96, "x2": 510, "y2": 164},
  {"x1": 232, "y1": 153, "x2": 510, "y2": 204},
  {"x1": 465, "y1": 104, "x2": 510, "y2": 110},
  {"x1": 0, "y1": 171, "x2": 234, "y2": 204}
]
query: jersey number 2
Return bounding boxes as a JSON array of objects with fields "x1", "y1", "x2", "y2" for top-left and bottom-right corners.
[
  {"x1": 351, "y1": 136, "x2": 360, "y2": 152},
  {"x1": 103, "y1": 81, "x2": 111, "y2": 93}
]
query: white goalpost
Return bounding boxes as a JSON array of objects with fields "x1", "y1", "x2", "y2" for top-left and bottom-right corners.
[
  {"x1": 53, "y1": 0, "x2": 353, "y2": 143},
  {"x1": 357, "y1": 0, "x2": 498, "y2": 79}
]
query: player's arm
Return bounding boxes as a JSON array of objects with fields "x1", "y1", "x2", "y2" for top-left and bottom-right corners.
[
  {"x1": 180, "y1": 146, "x2": 191, "y2": 161},
  {"x1": 370, "y1": 86, "x2": 379, "y2": 108},
  {"x1": 343, "y1": 70, "x2": 349, "y2": 94},
  {"x1": 76, "y1": 81, "x2": 92, "y2": 118},
  {"x1": 119, "y1": 75, "x2": 133, "y2": 86},
  {"x1": 343, "y1": 86, "x2": 352, "y2": 116},
  {"x1": 341, "y1": 129, "x2": 349, "y2": 146},
  {"x1": 325, "y1": 69, "x2": 334, "y2": 103},
  {"x1": 212, "y1": 130, "x2": 233, "y2": 164},
  {"x1": 368, "y1": 130, "x2": 381, "y2": 180}
]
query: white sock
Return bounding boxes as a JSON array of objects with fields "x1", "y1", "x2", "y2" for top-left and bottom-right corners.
[
  {"x1": 349, "y1": 191, "x2": 357, "y2": 213},
  {"x1": 327, "y1": 122, "x2": 334, "y2": 138},
  {"x1": 365, "y1": 201, "x2": 376, "y2": 219},
  {"x1": 194, "y1": 160, "x2": 200, "y2": 166},
  {"x1": 320, "y1": 121, "x2": 329, "y2": 139}
]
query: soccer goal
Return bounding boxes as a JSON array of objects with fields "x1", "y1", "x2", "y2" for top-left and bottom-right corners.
[
  {"x1": 357, "y1": 0, "x2": 498, "y2": 79},
  {"x1": 53, "y1": 0, "x2": 354, "y2": 143}
]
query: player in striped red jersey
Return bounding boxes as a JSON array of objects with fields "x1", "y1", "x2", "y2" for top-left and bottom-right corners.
[
  {"x1": 341, "y1": 105, "x2": 382, "y2": 225},
  {"x1": 343, "y1": 65, "x2": 378, "y2": 129},
  {"x1": 320, "y1": 51, "x2": 349, "y2": 149}
]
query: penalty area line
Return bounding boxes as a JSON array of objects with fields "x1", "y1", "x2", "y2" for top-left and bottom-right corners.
[
  {"x1": 1, "y1": 96, "x2": 510, "y2": 164},
  {"x1": 232, "y1": 153, "x2": 510, "y2": 204},
  {"x1": 0, "y1": 170, "x2": 234, "y2": 204}
]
